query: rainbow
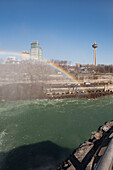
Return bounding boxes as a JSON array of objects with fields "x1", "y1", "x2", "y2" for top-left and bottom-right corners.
[
  {"x1": 40, "y1": 59, "x2": 89, "y2": 95},
  {"x1": 0, "y1": 51, "x2": 24, "y2": 56},
  {"x1": 0, "y1": 51, "x2": 89, "y2": 95}
]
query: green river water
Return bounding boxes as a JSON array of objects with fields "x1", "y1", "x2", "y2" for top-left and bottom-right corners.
[{"x1": 0, "y1": 95, "x2": 113, "y2": 169}]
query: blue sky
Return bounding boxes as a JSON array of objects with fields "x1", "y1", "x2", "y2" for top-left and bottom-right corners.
[{"x1": 0, "y1": 0, "x2": 113, "y2": 65}]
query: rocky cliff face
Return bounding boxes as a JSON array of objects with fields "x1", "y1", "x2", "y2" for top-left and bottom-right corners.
[
  {"x1": 0, "y1": 63, "x2": 113, "y2": 101},
  {"x1": 0, "y1": 83, "x2": 45, "y2": 101}
]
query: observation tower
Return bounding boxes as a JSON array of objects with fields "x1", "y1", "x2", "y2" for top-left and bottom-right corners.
[{"x1": 92, "y1": 42, "x2": 98, "y2": 66}]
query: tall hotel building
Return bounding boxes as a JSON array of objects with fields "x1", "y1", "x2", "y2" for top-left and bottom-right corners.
[{"x1": 30, "y1": 41, "x2": 42, "y2": 59}]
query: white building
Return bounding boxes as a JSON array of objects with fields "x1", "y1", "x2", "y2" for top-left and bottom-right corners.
[
  {"x1": 6, "y1": 56, "x2": 17, "y2": 64},
  {"x1": 30, "y1": 41, "x2": 42, "y2": 59},
  {"x1": 21, "y1": 51, "x2": 30, "y2": 61}
]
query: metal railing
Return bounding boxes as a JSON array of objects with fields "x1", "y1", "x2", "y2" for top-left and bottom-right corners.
[{"x1": 94, "y1": 138, "x2": 113, "y2": 170}]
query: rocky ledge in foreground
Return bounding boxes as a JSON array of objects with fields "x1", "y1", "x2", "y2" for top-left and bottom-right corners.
[{"x1": 57, "y1": 121, "x2": 113, "y2": 170}]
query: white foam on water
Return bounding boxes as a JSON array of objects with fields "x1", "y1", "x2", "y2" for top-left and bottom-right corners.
[{"x1": 0, "y1": 130, "x2": 7, "y2": 151}]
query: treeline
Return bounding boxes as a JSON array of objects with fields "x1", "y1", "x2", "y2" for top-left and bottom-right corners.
[
  {"x1": 50, "y1": 59, "x2": 71, "y2": 66},
  {"x1": 94, "y1": 65, "x2": 113, "y2": 73},
  {"x1": 84, "y1": 64, "x2": 113, "y2": 73},
  {"x1": 51, "y1": 60, "x2": 113, "y2": 73}
]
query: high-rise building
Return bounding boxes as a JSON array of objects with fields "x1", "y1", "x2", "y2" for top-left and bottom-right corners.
[{"x1": 30, "y1": 41, "x2": 42, "y2": 59}]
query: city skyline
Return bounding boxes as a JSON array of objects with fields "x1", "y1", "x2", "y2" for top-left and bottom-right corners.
[{"x1": 0, "y1": 0, "x2": 113, "y2": 65}]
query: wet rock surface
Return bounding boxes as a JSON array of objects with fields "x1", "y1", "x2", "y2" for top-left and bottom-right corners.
[{"x1": 57, "y1": 121, "x2": 113, "y2": 170}]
